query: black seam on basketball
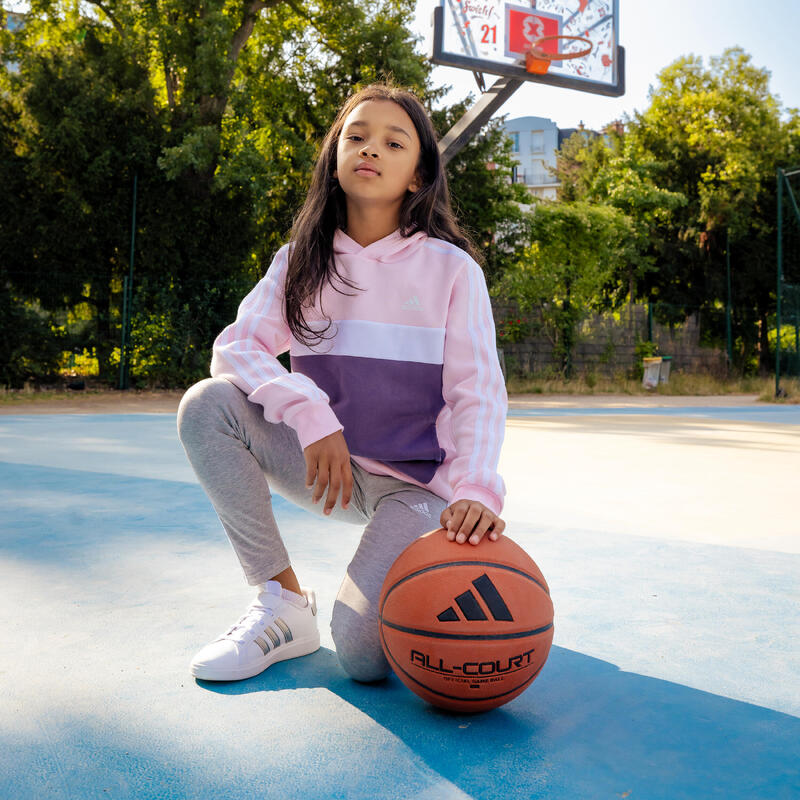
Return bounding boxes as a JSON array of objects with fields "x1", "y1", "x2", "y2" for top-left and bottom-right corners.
[
  {"x1": 379, "y1": 620, "x2": 553, "y2": 640},
  {"x1": 379, "y1": 560, "x2": 549, "y2": 617}
]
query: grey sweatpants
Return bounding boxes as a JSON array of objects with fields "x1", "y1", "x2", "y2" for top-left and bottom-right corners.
[{"x1": 176, "y1": 377, "x2": 448, "y2": 681}]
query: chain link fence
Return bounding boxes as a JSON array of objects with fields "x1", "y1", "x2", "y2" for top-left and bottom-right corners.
[
  {"x1": 3, "y1": 263, "x2": 793, "y2": 389},
  {"x1": 777, "y1": 166, "x2": 800, "y2": 392},
  {"x1": 1, "y1": 270, "x2": 257, "y2": 390},
  {"x1": 491, "y1": 300, "x2": 727, "y2": 380}
]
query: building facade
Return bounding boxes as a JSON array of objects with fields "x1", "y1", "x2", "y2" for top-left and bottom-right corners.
[
  {"x1": 502, "y1": 116, "x2": 597, "y2": 200},
  {"x1": 502, "y1": 115, "x2": 560, "y2": 200},
  {"x1": 2, "y1": 9, "x2": 25, "y2": 75}
]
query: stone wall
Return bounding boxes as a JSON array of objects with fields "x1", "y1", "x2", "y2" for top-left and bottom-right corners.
[{"x1": 491, "y1": 300, "x2": 727, "y2": 377}]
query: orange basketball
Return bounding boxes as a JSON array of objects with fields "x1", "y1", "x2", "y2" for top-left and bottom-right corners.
[{"x1": 378, "y1": 528, "x2": 554, "y2": 713}]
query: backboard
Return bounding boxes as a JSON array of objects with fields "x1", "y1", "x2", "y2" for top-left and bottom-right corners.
[{"x1": 430, "y1": 0, "x2": 624, "y2": 97}]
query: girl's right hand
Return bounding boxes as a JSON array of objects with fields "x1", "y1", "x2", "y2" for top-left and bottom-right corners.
[{"x1": 304, "y1": 431, "x2": 353, "y2": 516}]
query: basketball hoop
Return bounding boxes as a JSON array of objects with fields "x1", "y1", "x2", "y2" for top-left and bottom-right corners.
[{"x1": 525, "y1": 35, "x2": 593, "y2": 75}]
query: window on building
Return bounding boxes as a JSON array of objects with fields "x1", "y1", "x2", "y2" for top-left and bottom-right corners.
[
  {"x1": 511, "y1": 132, "x2": 519, "y2": 152},
  {"x1": 531, "y1": 131, "x2": 544, "y2": 153}
]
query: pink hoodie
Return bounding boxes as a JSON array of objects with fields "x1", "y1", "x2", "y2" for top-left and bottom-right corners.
[{"x1": 210, "y1": 227, "x2": 508, "y2": 514}]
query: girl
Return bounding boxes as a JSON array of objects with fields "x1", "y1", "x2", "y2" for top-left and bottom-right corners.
[{"x1": 177, "y1": 83, "x2": 508, "y2": 683}]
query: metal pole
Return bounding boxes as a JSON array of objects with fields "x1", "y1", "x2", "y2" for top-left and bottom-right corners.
[
  {"x1": 783, "y1": 170, "x2": 800, "y2": 220},
  {"x1": 647, "y1": 302, "x2": 653, "y2": 342},
  {"x1": 437, "y1": 76, "x2": 524, "y2": 165},
  {"x1": 121, "y1": 172, "x2": 138, "y2": 391},
  {"x1": 795, "y1": 319, "x2": 799, "y2": 378},
  {"x1": 725, "y1": 229, "x2": 732, "y2": 372},
  {"x1": 118, "y1": 275, "x2": 129, "y2": 390},
  {"x1": 776, "y1": 169, "x2": 783, "y2": 397}
]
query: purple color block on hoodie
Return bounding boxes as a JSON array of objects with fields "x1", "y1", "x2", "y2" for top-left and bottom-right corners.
[{"x1": 291, "y1": 353, "x2": 446, "y2": 483}]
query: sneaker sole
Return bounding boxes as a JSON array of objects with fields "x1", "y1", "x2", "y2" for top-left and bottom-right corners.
[{"x1": 191, "y1": 634, "x2": 321, "y2": 682}]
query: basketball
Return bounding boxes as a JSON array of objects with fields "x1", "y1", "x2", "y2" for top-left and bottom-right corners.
[{"x1": 378, "y1": 528, "x2": 554, "y2": 713}]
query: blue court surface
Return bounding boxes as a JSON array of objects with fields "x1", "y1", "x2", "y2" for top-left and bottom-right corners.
[{"x1": 1, "y1": 403, "x2": 798, "y2": 799}]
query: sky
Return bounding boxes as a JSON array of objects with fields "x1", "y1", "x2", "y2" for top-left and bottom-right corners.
[{"x1": 411, "y1": 0, "x2": 800, "y2": 130}]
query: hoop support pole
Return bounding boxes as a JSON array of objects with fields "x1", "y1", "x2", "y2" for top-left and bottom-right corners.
[{"x1": 438, "y1": 76, "x2": 524, "y2": 165}]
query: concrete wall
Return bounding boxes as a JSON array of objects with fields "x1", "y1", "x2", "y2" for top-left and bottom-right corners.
[{"x1": 491, "y1": 300, "x2": 727, "y2": 377}]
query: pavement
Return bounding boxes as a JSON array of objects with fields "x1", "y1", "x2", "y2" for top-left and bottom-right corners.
[
  {"x1": 0, "y1": 389, "x2": 779, "y2": 415},
  {"x1": 1, "y1": 397, "x2": 798, "y2": 799}
]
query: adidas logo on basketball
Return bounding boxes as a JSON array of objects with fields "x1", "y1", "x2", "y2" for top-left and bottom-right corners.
[{"x1": 437, "y1": 574, "x2": 514, "y2": 622}]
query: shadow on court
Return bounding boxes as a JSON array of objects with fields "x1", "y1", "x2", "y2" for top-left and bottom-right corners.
[
  {"x1": 196, "y1": 645, "x2": 800, "y2": 800},
  {"x1": 1, "y1": 643, "x2": 797, "y2": 799}
]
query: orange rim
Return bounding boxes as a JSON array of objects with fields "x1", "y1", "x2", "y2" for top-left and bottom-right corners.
[{"x1": 525, "y1": 35, "x2": 593, "y2": 74}]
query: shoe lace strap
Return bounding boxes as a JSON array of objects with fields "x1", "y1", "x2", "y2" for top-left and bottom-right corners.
[{"x1": 224, "y1": 602, "x2": 276, "y2": 640}]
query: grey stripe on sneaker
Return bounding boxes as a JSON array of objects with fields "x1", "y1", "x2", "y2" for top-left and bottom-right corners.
[
  {"x1": 274, "y1": 617, "x2": 293, "y2": 643},
  {"x1": 253, "y1": 636, "x2": 270, "y2": 655},
  {"x1": 264, "y1": 627, "x2": 280, "y2": 648}
]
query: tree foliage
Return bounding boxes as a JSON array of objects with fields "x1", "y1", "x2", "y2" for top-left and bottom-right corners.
[
  {"x1": 496, "y1": 201, "x2": 635, "y2": 376},
  {"x1": 549, "y1": 48, "x2": 798, "y2": 373},
  {"x1": 0, "y1": 0, "x2": 519, "y2": 387},
  {"x1": 432, "y1": 99, "x2": 531, "y2": 287},
  {"x1": 6, "y1": 7, "x2": 797, "y2": 386}
]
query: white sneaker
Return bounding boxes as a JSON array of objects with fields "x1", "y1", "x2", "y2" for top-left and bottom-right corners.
[{"x1": 190, "y1": 581, "x2": 320, "y2": 681}]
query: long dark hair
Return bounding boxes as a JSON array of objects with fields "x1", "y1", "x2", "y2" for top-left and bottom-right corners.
[{"x1": 284, "y1": 82, "x2": 483, "y2": 346}]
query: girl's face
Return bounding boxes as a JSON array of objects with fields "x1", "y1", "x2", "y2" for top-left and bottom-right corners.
[{"x1": 333, "y1": 99, "x2": 422, "y2": 209}]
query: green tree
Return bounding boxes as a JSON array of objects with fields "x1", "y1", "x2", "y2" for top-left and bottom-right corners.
[
  {"x1": 0, "y1": 4, "x2": 261, "y2": 384},
  {"x1": 557, "y1": 126, "x2": 687, "y2": 311},
  {"x1": 1, "y1": 1, "x2": 521, "y2": 387},
  {"x1": 555, "y1": 127, "x2": 616, "y2": 202},
  {"x1": 619, "y1": 49, "x2": 791, "y2": 371},
  {"x1": 496, "y1": 202, "x2": 635, "y2": 376},
  {"x1": 552, "y1": 48, "x2": 797, "y2": 373},
  {"x1": 433, "y1": 100, "x2": 531, "y2": 287}
]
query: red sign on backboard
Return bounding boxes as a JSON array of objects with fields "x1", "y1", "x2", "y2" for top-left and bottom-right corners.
[{"x1": 505, "y1": 5, "x2": 561, "y2": 60}]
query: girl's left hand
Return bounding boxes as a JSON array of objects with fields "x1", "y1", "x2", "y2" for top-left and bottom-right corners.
[{"x1": 441, "y1": 500, "x2": 505, "y2": 546}]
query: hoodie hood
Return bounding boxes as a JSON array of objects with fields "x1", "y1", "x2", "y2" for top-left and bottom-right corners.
[{"x1": 333, "y1": 227, "x2": 428, "y2": 263}]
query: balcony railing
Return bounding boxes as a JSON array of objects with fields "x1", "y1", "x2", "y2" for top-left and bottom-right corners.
[{"x1": 512, "y1": 171, "x2": 559, "y2": 186}]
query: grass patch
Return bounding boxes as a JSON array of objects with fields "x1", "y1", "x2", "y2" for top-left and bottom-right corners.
[
  {"x1": 507, "y1": 372, "x2": 796, "y2": 400},
  {"x1": 0, "y1": 379, "x2": 184, "y2": 407},
  {"x1": 0, "y1": 386, "x2": 108, "y2": 406},
  {"x1": 761, "y1": 377, "x2": 800, "y2": 403},
  {"x1": 3, "y1": 374, "x2": 799, "y2": 407}
]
